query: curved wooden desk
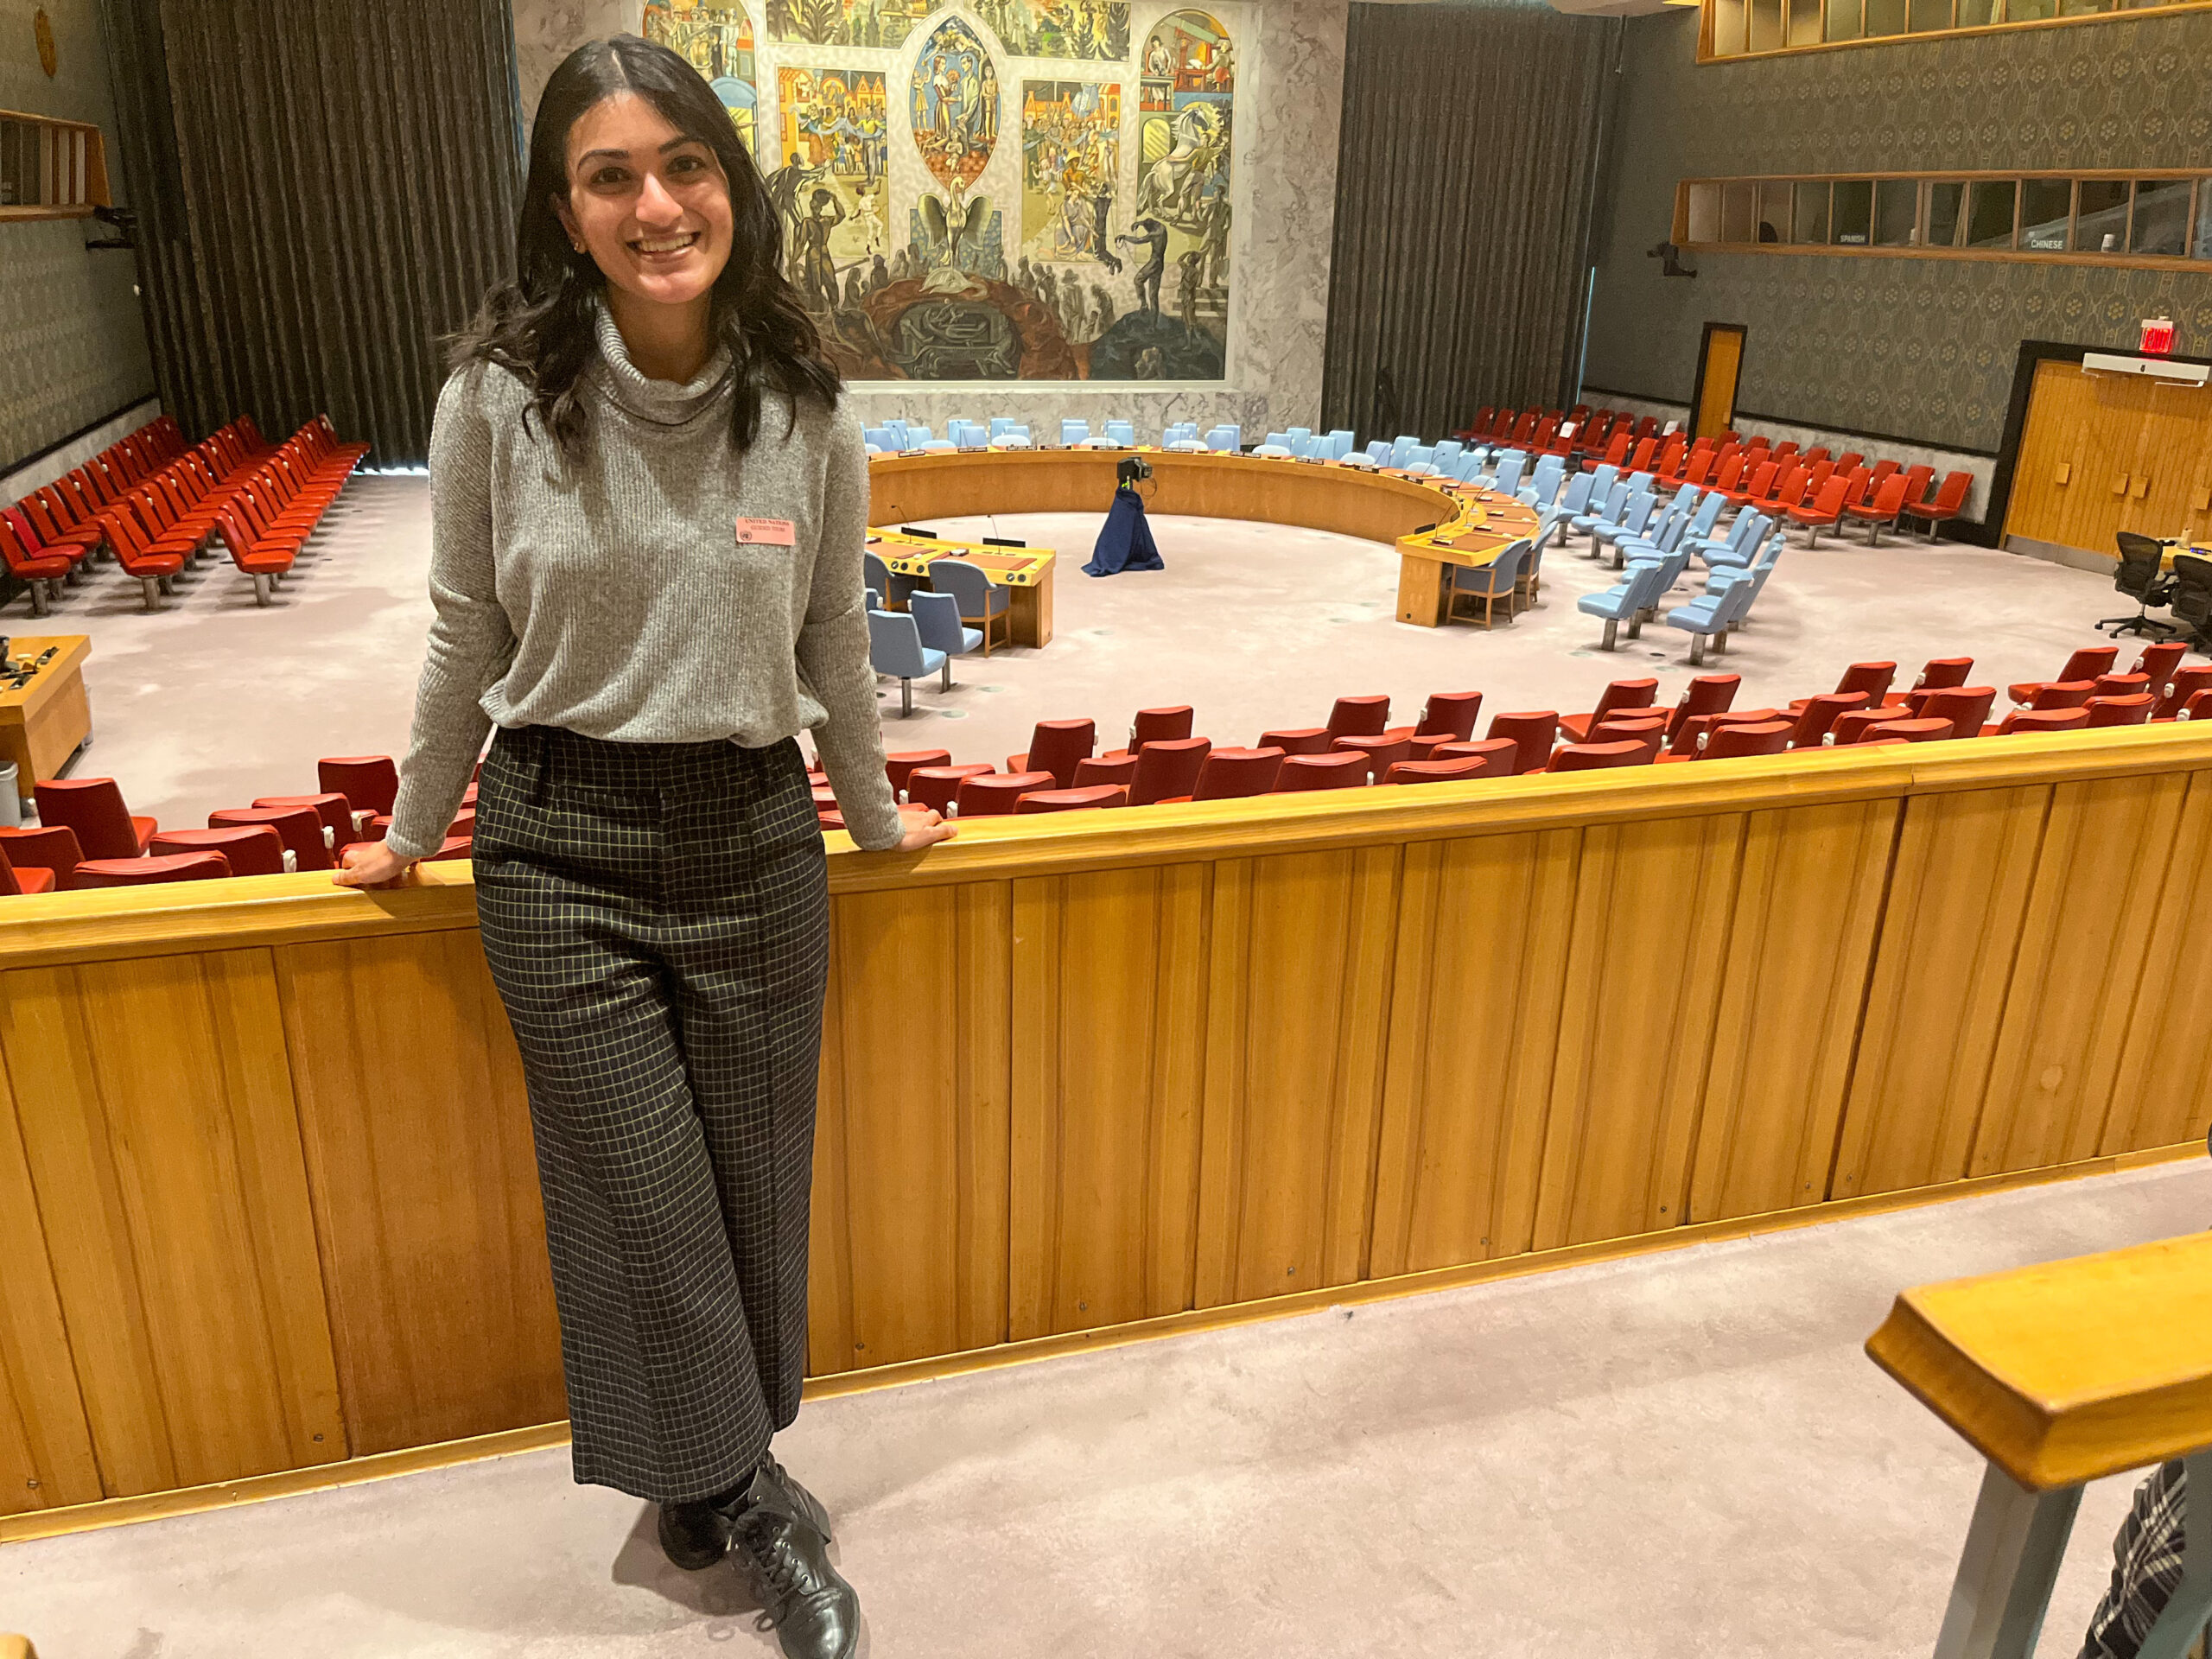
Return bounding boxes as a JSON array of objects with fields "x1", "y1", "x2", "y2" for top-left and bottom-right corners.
[
  {"x1": 3, "y1": 723, "x2": 2209, "y2": 1539},
  {"x1": 865, "y1": 448, "x2": 1534, "y2": 629}
]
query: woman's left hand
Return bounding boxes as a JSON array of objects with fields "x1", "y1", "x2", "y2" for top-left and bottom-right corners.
[{"x1": 893, "y1": 804, "x2": 957, "y2": 852}]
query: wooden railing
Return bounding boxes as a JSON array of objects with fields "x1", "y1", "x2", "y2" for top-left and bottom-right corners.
[
  {"x1": 3, "y1": 723, "x2": 2209, "y2": 1529},
  {"x1": 1868, "y1": 1230, "x2": 2212, "y2": 1659}
]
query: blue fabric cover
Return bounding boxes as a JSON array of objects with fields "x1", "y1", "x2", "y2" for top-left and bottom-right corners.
[{"x1": 1085, "y1": 487, "x2": 1166, "y2": 577}]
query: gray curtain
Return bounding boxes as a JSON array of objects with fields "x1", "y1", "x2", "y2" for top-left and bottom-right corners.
[
  {"x1": 99, "y1": 0, "x2": 522, "y2": 467},
  {"x1": 1322, "y1": 0, "x2": 1619, "y2": 444}
]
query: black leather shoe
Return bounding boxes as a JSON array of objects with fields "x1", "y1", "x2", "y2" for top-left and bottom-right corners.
[
  {"x1": 658, "y1": 1497, "x2": 731, "y2": 1571},
  {"x1": 728, "y1": 1469, "x2": 860, "y2": 1659},
  {"x1": 758, "y1": 1450, "x2": 835, "y2": 1541}
]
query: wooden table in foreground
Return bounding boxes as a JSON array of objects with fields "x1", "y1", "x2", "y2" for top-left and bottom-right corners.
[
  {"x1": 0, "y1": 634, "x2": 91, "y2": 803},
  {"x1": 1866, "y1": 1230, "x2": 2212, "y2": 1659},
  {"x1": 871, "y1": 533, "x2": 1056, "y2": 647}
]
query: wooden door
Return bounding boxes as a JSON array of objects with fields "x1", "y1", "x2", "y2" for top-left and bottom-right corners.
[
  {"x1": 2008, "y1": 360, "x2": 2212, "y2": 556},
  {"x1": 1691, "y1": 323, "x2": 1747, "y2": 440},
  {"x1": 2124, "y1": 378, "x2": 2212, "y2": 541}
]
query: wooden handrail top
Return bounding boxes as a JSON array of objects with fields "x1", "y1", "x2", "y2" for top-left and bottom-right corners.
[
  {"x1": 1, "y1": 720, "x2": 2206, "y2": 969},
  {"x1": 1866, "y1": 1230, "x2": 2212, "y2": 1491}
]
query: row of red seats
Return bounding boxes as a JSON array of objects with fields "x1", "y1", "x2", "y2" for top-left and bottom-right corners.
[
  {"x1": 2, "y1": 416, "x2": 194, "y2": 614},
  {"x1": 1588, "y1": 430, "x2": 1973, "y2": 546},
  {"x1": 2, "y1": 413, "x2": 365, "y2": 615},
  {"x1": 9, "y1": 646, "x2": 2200, "y2": 892},
  {"x1": 1459, "y1": 404, "x2": 1660, "y2": 460},
  {"x1": 808, "y1": 644, "x2": 2209, "y2": 830},
  {"x1": 0, "y1": 755, "x2": 470, "y2": 894}
]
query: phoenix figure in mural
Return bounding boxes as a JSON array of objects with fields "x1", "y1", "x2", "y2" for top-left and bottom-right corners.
[{"x1": 918, "y1": 188, "x2": 994, "y2": 292}]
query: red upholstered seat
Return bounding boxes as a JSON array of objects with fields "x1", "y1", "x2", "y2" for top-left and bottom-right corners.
[
  {"x1": 150, "y1": 826, "x2": 287, "y2": 876},
  {"x1": 1549, "y1": 741, "x2": 1648, "y2": 772},
  {"x1": 1014, "y1": 785, "x2": 1128, "y2": 813},
  {"x1": 1487, "y1": 711, "x2": 1560, "y2": 776},
  {"x1": 1127, "y1": 737, "x2": 1211, "y2": 806},
  {"x1": 904, "y1": 764, "x2": 995, "y2": 814},
  {"x1": 955, "y1": 771, "x2": 1055, "y2": 817},
  {"x1": 208, "y1": 805, "x2": 334, "y2": 871},
  {"x1": 1381, "y1": 755, "x2": 1503, "y2": 786},
  {"x1": 1272, "y1": 751, "x2": 1370, "y2": 791},
  {"x1": 35, "y1": 777, "x2": 156, "y2": 861},
  {"x1": 320, "y1": 755, "x2": 400, "y2": 818},
  {"x1": 886, "y1": 749, "x2": 953, "y2": 797},
  {"x1": 1007, "y1": 719, "x2": 1096, "y2": 790},
  {"x1": 74, "y1": 851, "x2": 231, "y2": 887},
  {"x1": 1190, "y1": 747, "x2": 1284, "y2": 800},
  {"x1": 1256, "y1": 727, "x2": 1334, "y2": 756}
]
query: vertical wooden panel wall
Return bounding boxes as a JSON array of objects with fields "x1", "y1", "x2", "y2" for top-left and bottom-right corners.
[{"x1": 2, "y1": 728, "x2": 2209, "y2": 1522}]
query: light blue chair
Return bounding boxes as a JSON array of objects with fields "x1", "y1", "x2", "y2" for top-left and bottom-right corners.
[
  {"x1": 990, "y1": 416, "x2": 1019, "y2": 438},
  {"x1": 994, "y1": 423, "x2": 1033, "y2": 448},
  {"x1": 1389, "y1": 435, "x2": 1421, "y2": 467},
  {"x1": 907, "y1": 425, "x2": 934, "y2": 447},
  {"x1": 928, "y1": 557, "x2": 1010, "y2": 656},
  {"x1": 1324, "y1": 429, "x2": 1355, "y2": 460},
  {"x1": 862, "y1": 426, "x2": 891, "y2": 450},
  {"x1": 1665, "y1": 569, "x2": 1759, "y2": 666},
  {"x1": 868, "y1": 607, "x2": 946, "y2": 715},
  {"x1": 862, "y1": 550, "x2": 890, "y2": 612},
  {"x1": 908, "y1": 590, "x2": 980, "y2": 688},
  {"x1": 1578, "y1": 558, "x2": 1674, "y2": 651},
  {"x1": 1105, "y1": 420, "x2": 1136, "y2": 447},
  {"x1": 1591, "y1": 490, "x2": 1659, "y2": 565},
  {"x1": 1573, "y1": 481, "x2": 1633, "y2": 545},
  {"x1": 1433, "y1": 440, "x2": 1464, "y2": 469},
  {"x1": 1694, "y1": 508, "x2": 1765, "y2": 568},
  {"x1": 1521, "y1": 454, "x2": 1565, "y2": 508},
  {"x1": 1553, "y1": 469, "x2": 1597, "y2": 521},
  {"x1": 1264, "y1": 431, "x2": 1292, "y2": 450},
  {"x1": 1448, "y1": 538, "x2": 1529, "y2": 630},
  {"x1": 1252, "y1": 442, "x2": 1294, "y2": 459},
  {"x1": 1491, "y1": 452, "x2": 1527, "y2": 498},
  {"x1": 1205, "y1": 424, "x2": 1240, "y2": 452},
  {"x1": 1365, "y1": 439, "x2": 1392, "y2": 464},
  {"x1": 918, "y1": 437, "x2": 956, "y2": 453},
  {"x1": 1706, "y1": 512, "x2": 1777, "y2": 571},
  {"x1": 1061, "y1": 418, "x2": 1090, "y2": 446},
  {"x1": 1288, "y1": 426, "x2": 1313, "y2": 446}
]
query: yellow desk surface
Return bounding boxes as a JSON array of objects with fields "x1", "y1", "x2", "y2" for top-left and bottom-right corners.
[
  {"x1": 0, "y1": 634, "x2": 92, "y2": 802},
  {"x1": 1866, "y1": 1229, "x2": 2212, "y2": 1490}
]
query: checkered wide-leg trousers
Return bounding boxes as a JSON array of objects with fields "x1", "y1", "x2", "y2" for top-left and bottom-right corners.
[{"x1": 472, "y1": 725, "x2": 830, "y2": 1503}]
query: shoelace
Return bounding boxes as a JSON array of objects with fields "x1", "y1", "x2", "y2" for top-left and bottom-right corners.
[{"x1": 739, "y1": 1515, "x2": 811, "y2": 1618}]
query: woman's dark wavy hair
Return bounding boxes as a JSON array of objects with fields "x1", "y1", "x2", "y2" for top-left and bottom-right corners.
[{"x1": 453, "y1": 35, "x2": 839, "y2": 456}]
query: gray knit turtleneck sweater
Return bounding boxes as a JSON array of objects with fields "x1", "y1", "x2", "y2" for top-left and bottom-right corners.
[{"x1": 384, "y1": 308, "x2": 903, "y2": 858}]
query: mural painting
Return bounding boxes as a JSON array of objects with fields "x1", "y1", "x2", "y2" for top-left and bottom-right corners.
[
  {"x1": 642, "y1": 2, "x2": 758, "y2": 152},
  {"x1": 974, "y1": 0, "x2": 1129, "y2": 61},
  {"x1": 1020, "y1": 80, "x2": 1120, "y2": 270},
  {"x1": 769, "y1": 67, "x2": 889, "y2": 319},
  {"x1": 1104, "y1": 8, "x2": 1232, "y2": 379},
  {"x1": 909, "y1": 16, "x2": 1000, "y2": 194},
  {"x1": 764, "y1": 0, "x2": 943, "y2": 49},
  {"x1": 770, "y1": 2, "x2": 1234, "y2": 384}
]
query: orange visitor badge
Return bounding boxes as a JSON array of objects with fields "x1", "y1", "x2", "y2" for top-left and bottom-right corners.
[{"x1": 735, "y1": 518, "x2": 797, "y2": 547}]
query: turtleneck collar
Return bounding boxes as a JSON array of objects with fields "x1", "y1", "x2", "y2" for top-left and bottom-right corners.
[{"x1": 587, "y1": 301, "x2": 734, "y2": 426}]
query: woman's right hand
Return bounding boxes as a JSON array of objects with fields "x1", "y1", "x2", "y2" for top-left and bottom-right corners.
[{"x1": 334, "y1": 841, "x2": 417, "y2": 890}]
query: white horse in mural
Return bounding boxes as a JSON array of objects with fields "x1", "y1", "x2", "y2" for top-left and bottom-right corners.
[{"x1": 1135, "y1": 103, "x2": 1224, "y2": 230}]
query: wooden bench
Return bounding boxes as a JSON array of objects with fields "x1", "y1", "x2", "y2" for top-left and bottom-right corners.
[{"x1": 1867, "y1": 1229, "x2": 2212, "y2": 1659}]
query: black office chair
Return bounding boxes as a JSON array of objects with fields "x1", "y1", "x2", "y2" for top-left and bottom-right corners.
[
  {"x1": 2100, "y1": 531, "x2": 2179, "y2": 639},
  {"x1": 2169, "y1": 552, "x2": 2212, "y2": 652}
]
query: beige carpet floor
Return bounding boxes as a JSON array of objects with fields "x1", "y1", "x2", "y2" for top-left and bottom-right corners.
[
  {"x1": 3, "y1": 473, "x2": 2183, "y2": 834},
  {"x1": 4, "y1": 1158, "x2": 2205, "y2": 1656}
]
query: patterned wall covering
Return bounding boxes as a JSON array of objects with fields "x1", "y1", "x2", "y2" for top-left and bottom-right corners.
[
  {"x1": 1583, "y1": 7, "x2": 2212, "y2": 454},
  {"x1": 0, "y1": 0, "x2": 156, "y2": 469},
  {"x1": 511, "y1": 0, "x2": 1343, "y2": 431}
]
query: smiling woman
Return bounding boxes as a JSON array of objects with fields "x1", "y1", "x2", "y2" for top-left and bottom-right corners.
[{"x1": 323, "y1": 35, "x2": 953, "y2": 1659}]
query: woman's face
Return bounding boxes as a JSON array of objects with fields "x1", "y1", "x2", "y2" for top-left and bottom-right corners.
[{"x1": 556, "y1": 91, "x2": 734, "y2": 311}]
